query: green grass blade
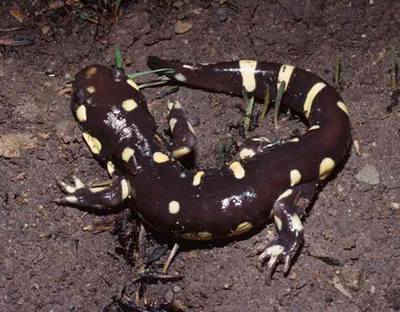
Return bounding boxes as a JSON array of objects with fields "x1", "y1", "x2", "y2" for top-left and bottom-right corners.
[
  {"x1": 114, "y1": 45, "x2": 123, "y2": 68},
  {"x1": 127, "y1": 68, "x2": 174, "y2": 80},
  {"x1": 274, "y1": 81, "x2": 286, "y2": 129},
  {"x1": 259, "y1": 84, "x2": 270, "y2": 123},
  {"x1": 242, "y1": 91, "x2": 255, "y2": 134}
]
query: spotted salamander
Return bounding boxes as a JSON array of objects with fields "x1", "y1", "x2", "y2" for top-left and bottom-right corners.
[{"x1": 59, "y1": 57, "x2": 351, "y2": 276}]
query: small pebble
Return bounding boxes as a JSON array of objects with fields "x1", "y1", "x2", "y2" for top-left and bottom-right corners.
[
  {"x1": 353, "y1": 139, "x2": 361, "y2": 155},
  {"x1": 339, "y1": 267, "x2": 364, "y2": 291},
  {"x1": 355, "y1": 164, "x2": 380, "y2": 185},
  {"x1": 41, "y1": 25, "x2": 51, "y2": 35},
  {"x1": 45, "y1": 64, "x2": 56, "y2": 77},
  {"x1": 390, "y1": 202, "x2": 400, "y2": 210},
  {"x1": 0, "y1": 133, "x2": 38, "y2": 158},
  {"x1": 48, "y1": 0, "x2": 65, "y2": 10},
  {"x1": 172, "y1": 0, "x2": 184, "y2": 9},
  {"x1": 216, "y1": 8, "x2": 229, "y2": 22},
  {"x1": 174, "y1": 20, "x2": 193, "y2": 34},
  {"x1": 288, "y1": 271, "x2": 297, "y2": 280},
  {"x1": 326, "y1": 208, "x2": 338, "y2": 216},
  {"x1": 223, "y1": 282, "x2": 231, "y2": 289}
]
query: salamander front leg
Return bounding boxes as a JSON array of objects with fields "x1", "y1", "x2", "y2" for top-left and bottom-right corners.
[
  {"x1": 57, "y1": 176, "x2": 132, "y2": 210},
  {"x1": 167, "y1": 100, "x2": 197, "y2": 159},
  {"x1": 258, "y1": 187, "x2": 306, "y2": 279}
]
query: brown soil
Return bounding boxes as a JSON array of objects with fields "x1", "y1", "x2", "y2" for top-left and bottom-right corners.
[{"x1": 1, "y1": 1, "x2": 400, "y2": 311}]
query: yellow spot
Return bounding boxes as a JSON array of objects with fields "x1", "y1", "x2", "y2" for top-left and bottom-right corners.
[
  {"x1": 127, "y1": 79, "x2": 139, "y2": 90},
  {"x1": 266, "y1": 245, "x2": 284, "y2": 257},
  {"x1": 303, "y1": 82, "x2": 326, "y2": 119},
  {"x1": 291, "y1": 213, "x2": 303, "y2": 231},
  {"x1": 76, "y1": 105, "x2": 87, "y2": 122},
  {"x1": 308, "y1": 125, "x2": 320, "y2": 131},
  {"x1": 175, "y1": 101, "x2": 182, "y2": 109},
  {"x1": 107, "y1": 161, "x2": 115, "y2": 176},
  {"x1": 337, "y1": 101, "x2": 349, "y2": 115},
  {"x1": 153, "y1": 152, "x2": 169, "y2": 163},
  {"x1": 229, "y1": 161, "x2": 245, "y2": 179},
  {"x1": 228, "y1": 221, "x2": 253, "y2": 237},
  {"x1": 174, "y1": 73, "x2": 187, "y2": 82},
  {"x1": 277, "y1": 64, "x2": 295, "y2": 91},
  {"x1": 239, "y1": 148, "x2": 256, "y2": 160},
  {"x1": 73, "y1": 176, "x2": 85, "y2": 189},
  {"x1": 85, "y1": 67, "x2": 97, "y2": 79},
  {"x1": 172, "y1": 146, "x2": 191, "y2": 158},
  {"x1": 121, "y1": 179, "x2": 130, "y2": 200},
  {"x1": 197, "y1": 231, "x2": 212, "y2": 240},
  {"x1": 290, "y1": 169, "x2": 302, "y2": 187},
  {"x1": 89, "y1": 186, "x2": 108, "y2": 193},
  {"x1": 59, "y1": 179, "x2": 81, "y2": 194},
  {"x1": 65, "y1": 195, "x2": 78, "y2": 203},
  {"x1": 289, "y1": 137, "x2": 300, "y2": 143},
  {"x1": 82, "y1": 132, "x2": 102, "y2": 154},
  {"x1": 192, "y1": 171, "x2": 205, "y2": 186},
  {"x1": 319, "y1": 157, "x2": 335, "y2": 180},
  {"x1": 122, "y1": 99, "x2": 137, "y2": 112},
  {"x1": 239, "y1": 60, "x2": 257, "y2": 92},
  {"x1": 277, "y1": 189, "x2": 293, "y2": 201},
  {"x1": 168, "y1": 101, "x2": 182, "y2": 111},
  {"x1": 274, "y1": 215, "x2": 283, "y2": 231},
  {"x1": 86, "y1": 86, "x2": 96, "y2": 94},
  {"x1": 168, "y1": 201, "x2": 180, "y2": 214},
  {"x1": 182, "y1": 232, "x2": 213, "y2": 241},
  {"x1": 169, "y1": 118, "x2": 178, "y2": 132},
  {"x1": 122, "y1": 147, "x2": 135, "y2": 163},
  {"x1": 263, "y1": 244, "x2": 285, "y2": 270}
]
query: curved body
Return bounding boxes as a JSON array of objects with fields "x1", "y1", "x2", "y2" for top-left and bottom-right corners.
[
  {"x1": 62, "y1": 58, "x2": 351, "y2": 273},
  {"x1": 144, "y1": 58, "x2": 351, "y2": 238}
]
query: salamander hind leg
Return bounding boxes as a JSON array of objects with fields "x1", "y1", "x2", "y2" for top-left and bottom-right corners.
[
  {"x1": 258, "y1": 183, "x2": 317, "y2": 279},
  {"x1": 57, "y1": 176, "x2": 132, "y2": 210}
]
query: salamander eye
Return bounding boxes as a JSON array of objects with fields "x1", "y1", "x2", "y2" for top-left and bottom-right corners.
[
  {"x1": 73, "y1": 88, "x2": 85, "y2": 104},
  {"x1": 112, "y1": 67, "x2": 125, "y2": 82}
]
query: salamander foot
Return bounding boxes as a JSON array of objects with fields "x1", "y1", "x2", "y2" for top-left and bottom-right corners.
[
  {"x1": 258, "y1": 231, "x2": 303, "y2": 281},
  {"x1": 56, "y1": 175, "x2": 132, "y2": 210},
  {"x1": 257, "y1": 187, "x2": 305, "y2": 280}
]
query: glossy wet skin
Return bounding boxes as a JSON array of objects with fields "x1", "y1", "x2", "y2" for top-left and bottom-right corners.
[
  {"x1": 71, "y1": 65, "x2": 159, "y2": 170},
  {"x1": 63, "y1": 58, "x2": 351, "y2": 274}
]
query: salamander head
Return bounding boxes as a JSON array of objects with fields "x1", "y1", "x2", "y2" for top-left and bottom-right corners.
[{"x1": 71, "y1": 65, "x2": 157, "y2": 165}]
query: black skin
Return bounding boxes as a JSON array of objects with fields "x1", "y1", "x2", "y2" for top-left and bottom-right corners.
[
  {"x1": 59, "y1": 58, "x2": 351, "y2": 276},
  {"x1": 166, "y1": 101, "x2": 197, "y2": 159}
]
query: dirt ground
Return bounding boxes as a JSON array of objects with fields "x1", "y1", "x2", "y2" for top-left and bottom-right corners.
[{"x1": 1, "y1": 0, "x2": 400, "y2": 311}]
